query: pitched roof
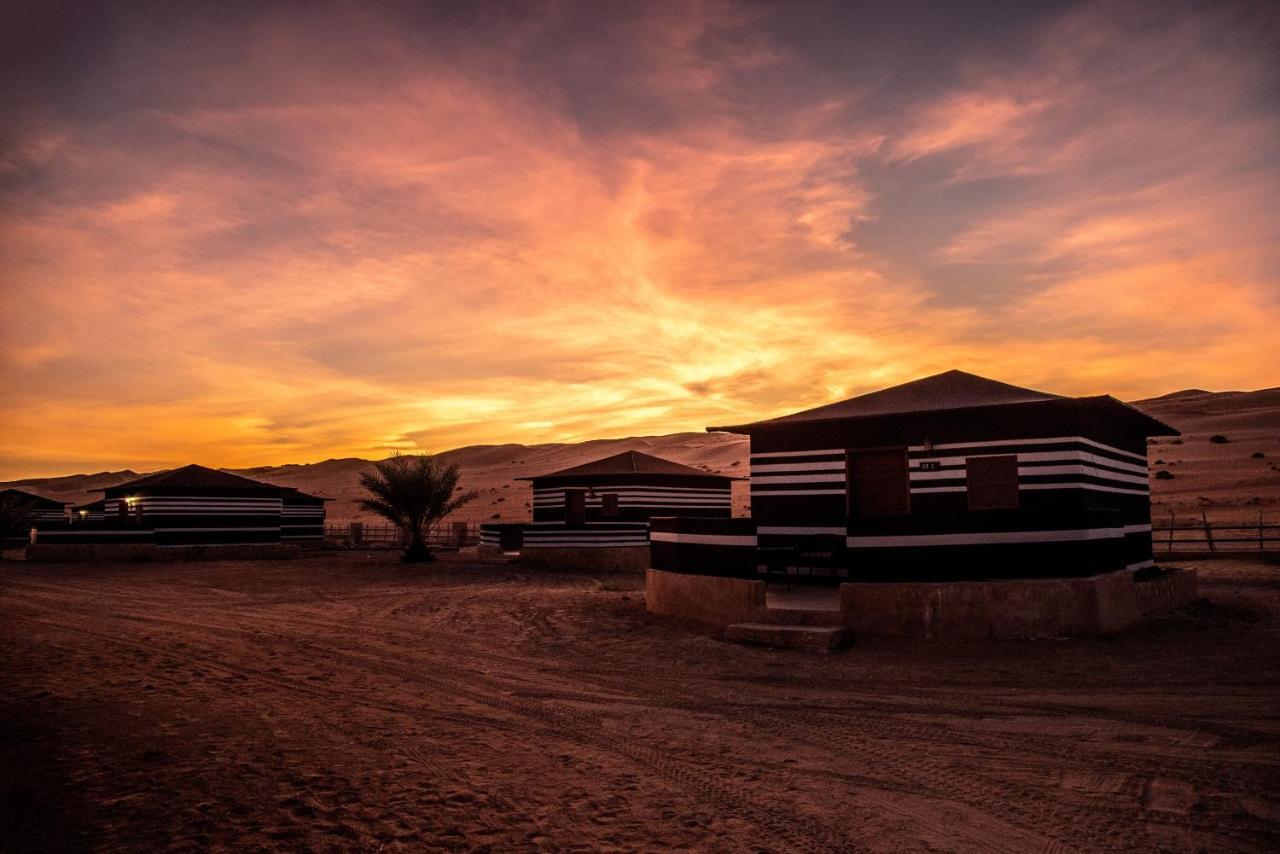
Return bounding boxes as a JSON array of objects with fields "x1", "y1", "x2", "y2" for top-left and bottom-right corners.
[
  {"x1": 520, "y1": 450, "x2": 728, "y2": 480},
  {"x1": 709, "y1": 370, "x2": 1063, "y2": 431},
  {"x1": 0, "y1": 488, "x2": 66, "y2": 508},
  {"x1": 103, "y1": 464, "x2": 282, "y2": 494}
]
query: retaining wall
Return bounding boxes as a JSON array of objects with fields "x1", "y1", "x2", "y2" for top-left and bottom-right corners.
[
  {"x1": 519, "y1": 546, "x2": 650, "y2": 573},
  {"x1": 646, "y1": 565, "x2": 1199, "y2": 639},
  {"x1": 645, "y1": 568, "x2": 767, "y2": 626}
]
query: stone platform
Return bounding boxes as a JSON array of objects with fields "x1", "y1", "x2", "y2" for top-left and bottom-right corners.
[{"x1": 647, "y1": 565, "x2": 1199, "y2": 639}]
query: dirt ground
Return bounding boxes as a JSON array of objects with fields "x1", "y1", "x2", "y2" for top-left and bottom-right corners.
[{"x1": 2, "y1": 553, "x2": 1278, "y2": 853}]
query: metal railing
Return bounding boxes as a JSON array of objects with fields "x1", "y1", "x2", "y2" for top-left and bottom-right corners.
[
  {"x1": 1153, "y1": 512, "x2": 1280, "y2": 553},
  {"x1": 323, "y1": 521, "x2": 481, "y2": 548}
]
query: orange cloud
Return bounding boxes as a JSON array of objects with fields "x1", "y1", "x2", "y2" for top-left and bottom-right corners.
[{"x1": 0, "y1": 1, "x2": 1277, "y2": 478}]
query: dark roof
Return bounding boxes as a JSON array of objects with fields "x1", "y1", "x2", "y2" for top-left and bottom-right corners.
[
  {"x1": 708, "y1": 370, "x2": 1178, "y2": 436},
  {"x1": 281, "y1": 488, "x2": 332, "y2": 503},
  {"x1": 102, "y1": 464, "x2": 282, "y2": 494},
  {"x1": 710, "y1": 371, "x2": 1061, "y2": 431},
  {"x1": 519, "y1": 450, "x2": 730, "y2": 481},
  {"x1": 0, "y1": 488, "x2": 66, "y2": 508}
]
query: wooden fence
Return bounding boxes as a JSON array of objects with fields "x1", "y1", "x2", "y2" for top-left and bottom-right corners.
[
  {"x1": 324, "y1": 521, "x2": 481, "y2": 548},
  {"x1": 1153, "y1": 512, "x2": 1280, "y2": 554}
]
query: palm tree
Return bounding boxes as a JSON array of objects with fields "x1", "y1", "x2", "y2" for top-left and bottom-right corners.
[{"x1": 357, "y1": 454, "x2": 477, "y2": 562}]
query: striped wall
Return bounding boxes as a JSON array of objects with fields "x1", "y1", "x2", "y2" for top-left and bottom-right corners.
[
  {"x1": 517, "y1": 522, "x2": 651, "y2": 549},
  {"x1": 750, "y1": 436, "x2": 1149, "y2": 500},
  {"x1": 281, "y1": 505, "x2": 326, "y2": 541},
  {"x1": 480, "y1": 521, "x2": 653, "y2": 550},
  {"x1": 738, "y1": 434, "x2": 1156, "y2": 579},
  {"x1": 532, "y1": 484, "x2": 732, "y2": 523},
  {"x1": 103, "y1": 496, "x2": 282, "y2": 546}
]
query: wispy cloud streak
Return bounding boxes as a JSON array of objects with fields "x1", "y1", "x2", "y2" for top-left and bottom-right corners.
[{"x1": 1, "y1": 1, "x2": 1276, "y2": 477}]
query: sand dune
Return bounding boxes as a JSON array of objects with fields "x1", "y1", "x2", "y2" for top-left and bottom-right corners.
[{"x1": 4, "y1": 388, "x2": 1277, "y2": 525}]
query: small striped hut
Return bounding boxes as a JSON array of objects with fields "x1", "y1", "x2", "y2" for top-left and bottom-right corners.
[
  {"x1": 99, "y1": 464, "x2": 287, "y2": 547},
  {"x1": 481, "y1": 450, "x2": 735, "y2": 570},
  {"x1": 653, "y1": 370, "x2": 1177, "y2": 584}
]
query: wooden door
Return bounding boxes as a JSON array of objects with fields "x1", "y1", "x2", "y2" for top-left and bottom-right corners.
[
  {"x1": 846, "y1": 449, "x2": 910, "y2": 517},
  {"x1": 564, "y1": 489, "x2": 587, "y2": 525}
]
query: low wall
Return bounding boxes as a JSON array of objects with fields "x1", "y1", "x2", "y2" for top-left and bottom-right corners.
[
  {"x1": 26, "y1": 543, "x2": 303, "y2": 563},
  {"x1": 649, "y1": 516, "x2": 757, "y2": 577},
  {"x1": 519, "y1": 546, "x2": 650, "y2": 573},
  {"x1": 646, "y1": 568, "x2": 767, "y2": 626},
  {"x1": 646, "y1": 565, "x2": 1200, "y2": 639},
  {"x1": 840, "y1": 570, "x2": 1142, "y2": 639}
]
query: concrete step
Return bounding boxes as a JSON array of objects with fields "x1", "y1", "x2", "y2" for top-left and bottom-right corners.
[
  {"x1": 763, "y1": 605, "x2": 844, "y2": 627},
  {"x1": 725, "y1": 623, "x2": 851, "y2": 651}
]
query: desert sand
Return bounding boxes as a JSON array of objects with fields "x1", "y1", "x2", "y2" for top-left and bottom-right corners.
[
  {"x1": 4, "y1": 387, "x2": 1277, "y2": 527},
  {"x1": 2, "y1": 552, "x2": 1278, "y2": 851}
]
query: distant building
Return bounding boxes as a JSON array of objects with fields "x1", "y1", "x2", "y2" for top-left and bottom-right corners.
[
  {"x1": 34, "y1": 464, "x2": 328, "y2": 553},
  {"x1": 72, "y1": 499, "x2": 107, "y2": 523},
  {"x1": 480, "y1": 450, "x2": 735, "y2": 570}
]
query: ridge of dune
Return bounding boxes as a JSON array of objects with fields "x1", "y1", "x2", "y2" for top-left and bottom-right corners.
[{"x1": 4, "y1": 389, "x2": 1277, "y2": 523}]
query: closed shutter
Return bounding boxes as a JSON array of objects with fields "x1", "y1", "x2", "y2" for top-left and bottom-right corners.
[
  {"x1": 847, "y1": 449, "x2": 910, "y2": 517},
  {"x1": 966, "y1": 455, "x2": 1020, "y2": 510}
]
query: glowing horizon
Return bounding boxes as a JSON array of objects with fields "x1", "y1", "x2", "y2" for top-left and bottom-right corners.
[{"x1": 2, "y1": 1, "x2": 1278, "y2": 479}]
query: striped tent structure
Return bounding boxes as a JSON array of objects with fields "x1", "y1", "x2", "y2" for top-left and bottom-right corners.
[
  {"x1": 99, "y1": 465, "x2": 288, "y2": 547},
  {"x1": 480, "y1": 450, "x2": 735, "y2": 570},
  {"x1": 652, "y1": 370, "x2": 1178, "y2": 584},
  {"x1": 1, "y1": 488, "x2": 68, "y2": 545},
  {"x1": 36, "y1": 465, "x2": 327, "y2": 553},
  {"x1": 281, "y1": 488, "x2": 328, "y2": 543}
]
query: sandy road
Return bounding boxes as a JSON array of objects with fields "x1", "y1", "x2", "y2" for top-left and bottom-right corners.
[{"x1": 2, "y1": 553, "x2": 1279, "y2": 852}]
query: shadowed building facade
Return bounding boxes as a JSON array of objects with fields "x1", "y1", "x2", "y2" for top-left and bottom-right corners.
[
  {"x1": 1, "y1": 488, "x2": 68, "y2": 545},
  {"x1": 32, "y1": 465, "x2": 328, "y2": 555},
  {"x1": 480, "y1": 450, "x2": 734, "y2": 570},
  {"x1": 648, "y1": 371, "x2": 1194, "y2": 638}
]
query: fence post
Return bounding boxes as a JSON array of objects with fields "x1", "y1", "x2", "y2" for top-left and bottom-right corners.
[
  {"x1": 1167, "y1": 509, "x2": 1175, "y2": 552},
  {"x1": 1202, "y1": 510, "x2": 1214, "y2": 553},
  {"x1": 350, "y1": 521, "x2": 363, "y2": 546},
  {"x1": 1261, "y1": 510, "x2": 1266, "y2": 552}
]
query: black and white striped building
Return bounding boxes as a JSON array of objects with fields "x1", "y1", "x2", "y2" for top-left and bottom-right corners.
[
  {"x1": 480, "y1": 450, "x2": 734, "y2": 554},
  {"x1": 38, "y1": 465, "x2": 328, "y2": 549},
  {"x1": 655, "y1": 371, "x2": 1176, "y2": 582},
  {"x1": 281, "y1": 489, "x2": 329, "y2": 543}
]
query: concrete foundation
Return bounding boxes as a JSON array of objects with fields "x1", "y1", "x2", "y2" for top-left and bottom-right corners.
[
  {"x1": 645, "y1": 568, "x2": 767, "y2": 626},
  {"x1": 646, "y1": 566, "x2": 1199, "y2": 639},
  {"x1": 518, "y1": 546, "x2": 650, "y2": 573},
  {"x1": 26, "y1": 543, "x2": 303, "y2": 563}
]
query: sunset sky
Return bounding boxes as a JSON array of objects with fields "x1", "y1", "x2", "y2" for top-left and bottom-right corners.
[{"x1": 2, "y1": 0, "x2": 1278, "y2": 478}]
